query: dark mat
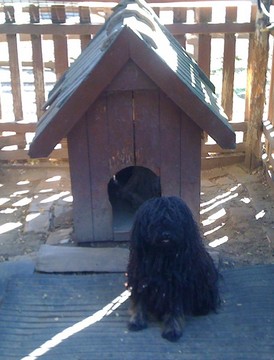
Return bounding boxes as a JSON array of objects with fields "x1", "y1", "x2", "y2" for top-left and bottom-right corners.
[{"x1": 0, "y1": 265, "x2": 273, "y2": 360}]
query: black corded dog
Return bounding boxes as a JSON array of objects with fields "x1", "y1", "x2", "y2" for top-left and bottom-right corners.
[{"x1": 127, "y1": 196, "x2": 220, "y2": 342}]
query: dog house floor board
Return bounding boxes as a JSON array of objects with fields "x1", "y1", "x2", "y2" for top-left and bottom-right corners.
[
  {"x1": 0, "y1": 265, "x2": 273, "y2": 359},
  {"x1": 35, "y1": 245, "x2": 219, "y2": 273},
  {"x1": 35, "y1": 244, "x2": 129, "y2": 273}
]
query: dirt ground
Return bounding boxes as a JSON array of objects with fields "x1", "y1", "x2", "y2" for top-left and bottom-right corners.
[
  {"x1": 201, "y1": 165, "x2": 274, "y2": 268},
  {"x1": 0, "y1": 163, "x2": 273, "y2": 269}
]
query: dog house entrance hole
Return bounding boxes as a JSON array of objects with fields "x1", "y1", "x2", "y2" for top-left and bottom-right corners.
[{"x1": 108, "y1": 166, "x2": 161, "y2": 235}]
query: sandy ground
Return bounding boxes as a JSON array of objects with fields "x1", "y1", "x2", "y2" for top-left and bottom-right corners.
[{"x1": 0, "y1": 163, "x2": 273, "y2": 269}]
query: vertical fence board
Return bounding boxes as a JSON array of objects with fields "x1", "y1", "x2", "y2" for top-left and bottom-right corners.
[
  {"x1": 53, "y1": 35, "x2": 69, "y2": 80},
  {"x1": 244, "y1": 5, "x2": 257, "y2": 124},
  {"x1": 6, "y1": 34, "x2": 23, "y2": 121},
  {"x1": 173, "y1": 8, "x2": 187, "y2": 48},
  {"x1": 79, "y1": 6, "x2": 91, "y2": 51},
  {"x1": 196, "y1": 7, "x2": 212, "y2": 76},
  {"x1": 29, "y1": 5, "x2": 45, "y2": 119},
  {"x1": 29, "y1": 4, "x2": 40, "y2": 23},
  {"x1": 51, "y1": 5, "x2": 68, "y2": 80},
  {"x1": 4, "y1": 6, "x2": 15, "y2": 24},
  {"x1": 4, "y1": 6, "x2": 23, "y2": 121},
  {"x1": 31, "y1": 35, "x2": 45, "y2": 119},
  {"x1": 51, "y1": 5, "x2": 66, "y2": 24},
  {"x1": 221, "y1": 7, "x2": 237, "y2": 120}
]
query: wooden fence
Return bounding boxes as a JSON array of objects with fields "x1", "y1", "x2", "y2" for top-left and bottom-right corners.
[{"x1": 0, "y1": 0, "x2": 273, "y2": 181}]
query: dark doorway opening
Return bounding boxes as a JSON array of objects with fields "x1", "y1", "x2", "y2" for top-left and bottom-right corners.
[{"x1": 108, "y1": 166, "x2": 161, "y2": 237}]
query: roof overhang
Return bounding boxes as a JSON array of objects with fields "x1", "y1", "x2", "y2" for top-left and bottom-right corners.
[{"x1": 29, "y1": 26, "x2": 235, "y2": 158}]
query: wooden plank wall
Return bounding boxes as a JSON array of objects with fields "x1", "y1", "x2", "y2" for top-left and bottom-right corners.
[{"x1": 0, "y1": 0, "x2": 269, "y2": 172}]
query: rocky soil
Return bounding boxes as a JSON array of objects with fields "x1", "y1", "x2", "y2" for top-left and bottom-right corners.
[{"x1": 0, "y1": 163, "x2": 273, "y2": 269}]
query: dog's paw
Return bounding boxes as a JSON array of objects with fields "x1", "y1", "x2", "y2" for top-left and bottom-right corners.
[
  {"x1": 162, "y1": 316, "x2": 184, "y2": 342},
  {"x1": 162, "y1": 327, "x2": 182, "y2": 342},
  {"x1": 128, "y1": 314, "x2": 147, "y2": 332}
]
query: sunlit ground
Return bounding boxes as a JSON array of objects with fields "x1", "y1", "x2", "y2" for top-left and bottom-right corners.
[{"x1": 0, "y1": 164, "x2": 273, "y2": 266}]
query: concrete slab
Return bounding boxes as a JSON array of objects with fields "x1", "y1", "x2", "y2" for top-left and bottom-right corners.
[{"x1": 35, "y1": 244, "x2": 129, "y2": 273}]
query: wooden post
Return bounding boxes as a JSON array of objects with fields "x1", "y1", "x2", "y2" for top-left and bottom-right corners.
[
  {"x1": 245, "y1": 0, "x2": 270, "y2": 170},
  {"x1": 267, "y1": 41, "x2": 274, "y2": 122},
  {"x1": 79, "y1": 6, "x2": 91, "y2": 51},
  {"x1": 4, "y1": 6, "x2": 15, "y2": 23},
  {"x1": 173, "y1": 8, "x2": 187, "y2": 48},
  {"x1": 51, "y1": 5, "x2": 69, "y2": 80},
  {"x1": 196, "y1": 7, "x2": 212, "y2": 77},
  {"x1": 6, "y1": 33, "x2": 24, "y2": 121},
  {"x1": 244, "y1": 5, "x2": 257, "y2": 127},
  {"x1": 29, "y1": 5, "x2": 45, "y2": 119},
  {"x1": 29, "y1": 4, "x2": 40, "y2": 23},
  {"x1": 221, "y1": 7, "x2": 237, "y2": 120},
  {"x1": 4, "y1": 6, "x2": 24, "y2": 121}
]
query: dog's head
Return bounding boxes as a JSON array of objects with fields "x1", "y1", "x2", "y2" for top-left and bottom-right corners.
[{"x1": 131, "y1": 196, "x2": 199, "y2": 251}]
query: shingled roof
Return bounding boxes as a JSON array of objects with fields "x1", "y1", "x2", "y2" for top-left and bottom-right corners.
[{"x1": 29, "y1": 0, "x2": 235, "y2": 158}]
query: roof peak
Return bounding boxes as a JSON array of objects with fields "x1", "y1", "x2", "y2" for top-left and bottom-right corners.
[{"x1": 29, "y1": 0, "x2": 235, "y2": 158}]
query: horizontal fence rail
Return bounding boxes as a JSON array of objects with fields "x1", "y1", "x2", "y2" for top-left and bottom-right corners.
[{"x1": 0, "y1": 0, "x2": 272, "y2": 174}]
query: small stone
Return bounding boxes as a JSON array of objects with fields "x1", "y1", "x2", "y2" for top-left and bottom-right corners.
[
  {"x1": 46, "y1": 228, "x2": 73, "y2": 245},
  {"x1": 60, "y1": 238, "x2": 70, "y2": 244}
]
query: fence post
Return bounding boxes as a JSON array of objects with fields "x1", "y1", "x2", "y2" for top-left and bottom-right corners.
[
  {"x1": 221, "y1": 7, "x2": 237, "y2": 121},
  {"x1": 79, "y1": 6, "x2": 91, "y2": 51},
  {"x1": 4, "y1": 6, "x2": 24, "y2": 121},
  {"x1": 245, "y1": 0, "x2": 270, "y2": 170},
  {"x1": 173, "y1": 8, "x2": 187, "y2": 48},
  {"x1": 244, "y1": 5, "x2": 257, "y2": 128},
  {"x1": 51, "y1": 5, "x2": 68, "y2": 80},
  {"x1": 196, "y1": 7, "x2": 212, "y2": 77},
  {"x1": 30, "y1": 5, "x2": 45, "y2": 119},
  {"x1": 267, "y1": 42, "x2": 274, "y2": 122}
]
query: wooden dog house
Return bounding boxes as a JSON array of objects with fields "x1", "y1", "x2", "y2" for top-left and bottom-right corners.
[{"x1": 29, "y1": 0, "x2": 235, "y2": 244}]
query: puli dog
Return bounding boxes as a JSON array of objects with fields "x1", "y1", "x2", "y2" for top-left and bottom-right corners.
[{"x1": 126, "y1": 196, "x2": 220, "y2": 342}]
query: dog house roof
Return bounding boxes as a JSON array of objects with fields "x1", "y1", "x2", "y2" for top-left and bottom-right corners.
[{"x1": 29, "y1": 0, "x2": 235, "y2": 158}]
